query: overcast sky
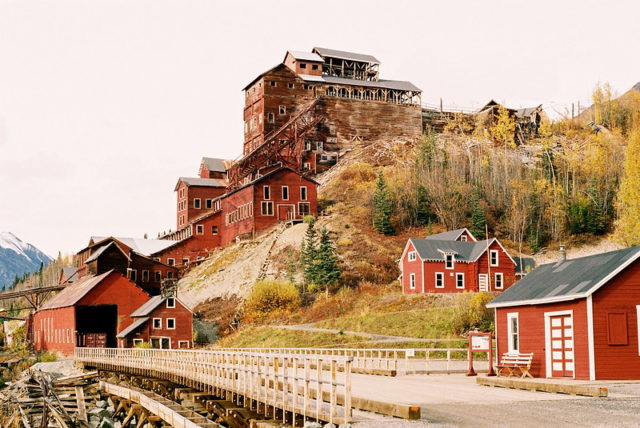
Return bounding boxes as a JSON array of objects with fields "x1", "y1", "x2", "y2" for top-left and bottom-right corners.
[{"x1": 1, "y1": 0, "x2": 639, "y2": 257}]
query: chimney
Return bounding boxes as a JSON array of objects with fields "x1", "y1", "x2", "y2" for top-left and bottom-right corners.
[{"x1": 558, "y1": 245, "x2": 567, "y2": 263}]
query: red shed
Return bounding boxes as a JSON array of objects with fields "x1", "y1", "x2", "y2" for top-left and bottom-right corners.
[
  {"x1": 399, "y1": 228, "x2": 516, "y2": 294},
  {"x1": 116, "y1": 295, "x2": 193, "y2": 349},
  {"x1": 32, "y1": 270, "x2": 150, "y2": 355},
  {"x1": 487, "y1": 247, "x2": 640, "y2": 380}
]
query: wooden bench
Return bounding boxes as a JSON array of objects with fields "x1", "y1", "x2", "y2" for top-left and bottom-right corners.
[{"x1": 495, "y1": 353, "x2": 534, "y2": 378}]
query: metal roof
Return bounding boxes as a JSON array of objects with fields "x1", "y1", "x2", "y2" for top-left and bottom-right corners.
[
  {"x1": 131, "y1": 295, "x2": 164, "y2": 317},
  {"x1": 298, "y1": 74, "x2": 421, "y2": 92},
  {"x1": 425, "y1": 228, "x2": 473, "y2": 241},
  {"x1": 85, "y1": 242, "x2": 129, "y2": 264},
  {"x1": 90, "y1": 237, "x2": 179, "y2": 256},
  {"x1": 116, "y1": 317, "x2": 149, "y2": 338},
  {"x1": 201, "y1": 157, "x2": 232, "y2": 173},
  {"x1": 286, "y1": 50, "x2": 323, "y2": 62},
  {"x1": 176, "y1": 177, "x2": 228, "y2": 188},
  {"x1": 410, "y1": 238, "x2": 500, "y2": 263},
  {"x1": 61, "y1": 267, "x2": 79, "y2": 283},
  {"x1": 487, "y1": 247, "x2": 640, "y2": 308},
  {"x1": 40, "y1": 271, "x2": 113, "y2": 310},
  {"x1": 312, "y1": 47, "x2": 380, "y2": 64}
]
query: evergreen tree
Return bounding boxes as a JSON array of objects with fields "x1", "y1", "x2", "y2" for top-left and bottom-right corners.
[
  {"x1": 315, "y1": 228, "x2": 341, "y2": 288},
  {"x1": 469, "y1": 187, "x2": 487, "y2": 239},
  {"x1": 372, "y1": 172, "x2": 395, "y2": 235},
  {"x1": 415, "y1": 185, "x2": 434, "y2": 226},
  {"x1": 615, "y1": 128, "x2": 640, "y2": 246},
  {"x1": 300, "y1": 219, "x2": 319, "y2": 285}
]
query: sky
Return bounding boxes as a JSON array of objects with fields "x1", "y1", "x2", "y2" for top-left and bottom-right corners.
[{"x1": 1, "y1": 0, "x2": 639, "y2": 257}]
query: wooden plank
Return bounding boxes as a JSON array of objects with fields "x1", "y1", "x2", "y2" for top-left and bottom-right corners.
[
  {"x1": 476, "y1": 376, "x2": 608, "y2": 397},
  {"x1": 75, "y1": 386, "x2": 87, "y2": 422}
]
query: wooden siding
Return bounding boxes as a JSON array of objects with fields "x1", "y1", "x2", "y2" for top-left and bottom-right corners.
[
  {"x1": 32, "y1": 306, "x2": 76, "y2": 354},
  {"x1": 121, "y1": 300, "x2": 193, "y2": 349},
  {"x1": 496, "y1": 300, "x2": 590, "y2": 380},
  {"x1": 176, "y1": 181, "x2": 226, "y2": 229}
]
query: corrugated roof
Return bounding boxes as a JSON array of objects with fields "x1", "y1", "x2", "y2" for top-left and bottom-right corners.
[
  {"x1": 177, "y1": 177, "x2": 228, "y2": 188},
  {"x1": 85, "y1": 242, "x2": 128, "y2": 263},
  {"x1": 116, "y1": 317, "x2": 149, "y2": 338},
  {"x1": 425, "y1": 228, "x2": 472, "y2": 241},
  {"x1": 61, "y1": 267, "x2": 79, "y2": 283},
  {"x1": 298, "y1": 74, "x2": 421, "y2": 92},
  {"x1": 90, "y1": 237, "x2": 179, "y2": 256},
  {"x1": 286, "y1": 50, "x2": 323, "y2": 62},
  {"x1": 201, "y1": 157, "x2": 232, "y2": 173},
  {"x1": 487, "y1": 247, "x2": 640, "y2": 308},
  {"x1": 410, "y1": 238, "x2": 498, "y2": 263},
  {"x1": 131, "y1": 295, "x2": 164, "y2": 317},
  {"x1": 40, "y1": 271, "x2": 113, "y2": 310},
  {"x1": 313, "y1": 47, "x2": 380, "y2": 64}
]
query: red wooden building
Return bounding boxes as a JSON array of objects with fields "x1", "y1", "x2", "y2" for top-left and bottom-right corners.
[
  {"x1": 487, "y1": 247, "x2": 640, "y2": 380},
  {"x1": 399, "y1": 228, "x2": 517, "y2": 294},
  {"x1": 117, "y1": 295, "x2": 193, "y2": 349}
]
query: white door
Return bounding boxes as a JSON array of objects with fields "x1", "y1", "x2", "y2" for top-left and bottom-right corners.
[{"x1": 479, "y1": 274, "x2": 488, "y2": 292}]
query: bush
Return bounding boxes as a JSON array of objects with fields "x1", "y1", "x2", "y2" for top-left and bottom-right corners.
[
  {"x1": 245, "y1": 280, "x2": 301, "y2": 316},
  {"x1": 134, "y1": 341, "x2": 154, "y2": 348},
  {"x1": 450, "y1": 292, "x2": 494, "y2": 335},
  {"x1": 37, "y1": 351, "x2": 58, "y2": 363},
  {"x1": 303, "y1": 215, "x2": 316, "y2": 224}
]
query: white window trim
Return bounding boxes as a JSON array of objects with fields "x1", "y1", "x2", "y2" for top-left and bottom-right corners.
[
  {"x1": 152, "y1": 318, "x2": 162, "y2": 329},
  {"x1": 128, "y1": 269, "x2": 137, "y2": 282},
  {"x1": 178, "y1": 340, "x2": 190, "y2": 348},
  {"x1": 263, "y1": 185, "x2": 270, "y2": 200},
  {"x1": 133, "y1": 338, "x2": 143, "y2": 346},
  {"x1": 456, "y1": 272, "x2": 465, "y2": 289},
  {"x1": 495, "y1": 272, "x2": 504, "y2": 289},
  {"x1": 142, "y1": 270, "x2": 149, "y2": 282},
  {"x1": 167, "y1": 258, "x2": 175, "y2": 266},
  {"x1": 166, "y1": 298, "x2": 176, "y2": 309},
  {"x1": 196, "y1": 224, "x2": 204, "y2": 235},
  {"x1": 435, "y1": 272, "x2": 444, "y2": 289},
  {"x1": 543, "y1": 310, "x2": 575, "y2": 379},
  {"x1": 490, "y1": 250, "x2": 499, "y2": 266},
  {"x1": 460, "y1": 235, "x2": 468, "y2": 241},
  {"x1": 166, "y1": 318, "x2": 176, "y2": 330},
  {"x1": 154, "y1": 271, "x2": 161, "y2": 282},
  {"x1": 261, "y1": 201, "x2": 274, "y2": 216},
  {"x1": 408, "y1": 251, "x2": 417, "y2": 262},
  {"x1": 507, "y1": 312, "x2": 519, "y2": 354},
  {"x1": 409, "y1": 273, "x2": 416, "y2": 290},
  {"x1": 445, "y1": 254, "x2": 454, "y2": 269},
  {"x1": 282, "y1": 186, "x2": 289, "y2": 200},
  {"x1": 300, "y1": 186, "x2": 308, "y2": 201},
  {"x1": 194, "y1": 198, "x2": 201, "y2": 209}
]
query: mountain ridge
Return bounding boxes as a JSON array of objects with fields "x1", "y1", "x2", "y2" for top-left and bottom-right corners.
[{"x1": 0, "y1": 232, "x2": 52, "y2": 289}]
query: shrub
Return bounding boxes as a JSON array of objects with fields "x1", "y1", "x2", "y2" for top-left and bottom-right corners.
[
  {"x1": 134, "y1": 341, "x2": 154, "y2": 349},
  {"x1": 245, "y1": 280, "x2": 301, "y2": 316},
  {"x1": 450, "y1": 292, "x2": 494, "y2": 335},
  {"x1": 37, "y1": 351, "x2": 58, "y2": 363},
  {"x1": 303, "y1": 215, "x2": 316, "y2": 224}
]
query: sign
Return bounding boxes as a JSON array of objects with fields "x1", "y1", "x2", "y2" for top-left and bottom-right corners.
[
  {"x1": 405, "y1": 349, "x2": 415, "y2": 357},
  {"x1": 471, "y1": 335, "x2": 490, "y2": 352}
]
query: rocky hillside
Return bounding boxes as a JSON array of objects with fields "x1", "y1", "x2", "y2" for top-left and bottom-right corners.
[{"x1": 0, "y1": 232, "x2": 52, "y2": 289}]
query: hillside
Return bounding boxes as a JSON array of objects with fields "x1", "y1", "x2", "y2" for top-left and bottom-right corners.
[{"x1": 0, "y1": 232, "x2": 52, "y2": 289}]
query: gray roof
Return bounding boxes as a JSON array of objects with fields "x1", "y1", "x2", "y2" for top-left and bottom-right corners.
[
  {"x1": 116, "y1": 317, "x2": 149, "y2": 338},
  {"x1": 85, "y1": 242, "x2": 122, "y2": 263},
  {"x1": 62, "y1": 267, "x2": 79, "y2": 283},
  {"x1": 410, "y1": 238, "x2": 505, "y2": 264},
  {"x1": 201, "y1": 157, "x2": 231, "y2": 173},
  {"x1": 178, "y1": 177, "x2": 227, "y2": 188},
  {"x1": 425, "y1": 228, "x2": 472, "y2": 241},
  {"x1": 131, "y1": 295, "x2": 165, "y2": 317},
  {"x1": 487, "y1": 247, "x2": 640, "y2": 308},
  {"x1": 313, "y1": 47, "x2": 380, "y2": 64},
  {"x1": 299, "y1": 74, "x2": 421, "y2": 92},
  {"x1": 287, "y1": 50, "x2": 323, "y2": 62},
  {"x1": 90, "y1": 237, "x2": 179, "y2": 257}
]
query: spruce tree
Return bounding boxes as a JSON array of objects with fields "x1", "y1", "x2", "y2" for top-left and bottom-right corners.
[
  {"x1": 372, "y1": 172, "x2": 395, "y2": 235},
  {"x1": 300, "y1": 219, "x2": 319, "y2": 285},
  {"x1": 316, "y1": 228, "x2": 341, "y2": 289},
  {"x1": 470, "y1": 187, "x2": 487, "y2": 239},
  {"x1": 416, "y1": 185, "x2": 433, "y2": 226},
  {"x1": 615, "y1": 128, "x2": 640, "y2": 246}
]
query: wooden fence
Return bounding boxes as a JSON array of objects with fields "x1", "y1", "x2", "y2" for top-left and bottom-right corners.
[{"x1": 75, "y1": 348, "x2": 353, "y2": 426}]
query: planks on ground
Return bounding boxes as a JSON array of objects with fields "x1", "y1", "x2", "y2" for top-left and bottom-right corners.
[{"x1": 477, "y1": 376, "x2": 608, "y2": 397}]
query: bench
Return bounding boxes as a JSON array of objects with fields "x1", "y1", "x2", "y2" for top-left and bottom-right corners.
[{"x1": 495, "y1": 353, "x2": 534, "y2": 378}]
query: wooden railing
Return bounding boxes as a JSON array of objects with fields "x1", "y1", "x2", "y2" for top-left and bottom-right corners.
[{"x1": 75, "y1": 348, "x2": 353, "y2": 425}]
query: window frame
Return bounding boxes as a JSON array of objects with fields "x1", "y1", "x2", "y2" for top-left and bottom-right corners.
[
  {"x1": 279, "y1": 105, "x2": 286, "y2": 115},
  {"x1": 268, "y1": 112, "x2": 275, "y2": 123},
  {"x1": 166, "y1": 318, "x2": 176, "y2": 330},
  {"x1": 408, "y1": 251, "x2": 417, "y2": 262},
  {"x1": 261, "y1": 201, "x2": 274, "y2": 216},
  {"x1": 263, "y1": 185, "x2": 270, "y2": 200},
  {"x1": 211, "y1": 225, "x2": 219, "y2": 235},
  {"x1": 445, "y1": 254, "x2": 454, "y2": 269},
  {"x1": 194, "y1": 198, "x2": 201, "y2": 209},
  {"x1": 435, "y1": 272, "x2": 444, "y2": 289},
  {"x1": 490, "y1": 250, "x2": 499, "y2": 266},
  {"x1": 166, "y1": 297, "x2": 176, "y2": 308},
  {"x1": 133, "y1": 338, "x2": 143, "y2": 346},
  {"x1": 142, "y1": 270, "x2": 149, "y2": 282},
  {"x1": 507, "y1": 312, "x2": 519, "y2": 354},
  {"x1": 300, "y1": 186, "x2": 308, "y2": 201},
  {"x1": 154, "y1": 271, "x2": 161, "y2": 282},
  {"x1": 298, "y1": 202, "x2": 310, "y2": 217},
  {"x1": 456, "y1": 272, "x2": 465, "y2": 289},
  {"x1": 460, "y1": 235, "x2": 467, "y2": 241},
  {"x1": 128, "y1": 269, "x2": 137, "y2": 282},
  {"x1": 152, "y1": 318, "x2": 162, "y2": 329},
  {"x1": 495, "y1": 272, "x2": 504, "y2": 289},
  {"x1": 206, "y1": 199, "x2": 213, "y2": 209},
  {"x1": 167, "y1": 258, "x2": 175, "y2": 266},
  {"x1": 196, "y1": 224, "x2": 204, "y2": 235},
  {"x1": 409, "y1": 273, "x2": 416, "y2": 290},
  {"x1": 282, "y1": 186, "x2": 289, "y2": 200}
]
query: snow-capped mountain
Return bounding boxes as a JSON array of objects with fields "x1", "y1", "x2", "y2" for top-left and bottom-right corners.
[{"x1": 0, "y1": 232, "x2": 52, "y2": 289}]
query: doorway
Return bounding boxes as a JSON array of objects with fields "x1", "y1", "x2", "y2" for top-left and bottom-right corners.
[
  {"x1": 545, "y1": 312, "x2": 575, "y2": 378},
  {"x1": 76, "y1": 305, "x2": 118, "y2": 348}
]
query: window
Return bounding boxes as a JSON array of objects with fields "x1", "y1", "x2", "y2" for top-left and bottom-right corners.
[
  {"x1": 178, "y1": 340, "x2": 190, "y2": 348},
  {"x1": 490, "y1": 250, "x2": 499, "y2": 266},
  {"x1": 206, "y1": 199, "x2": 213, "y2": 209},
  {"x1": 270, "y1": 81, "x2": 276, "y2": 87},
  {"x1": 445, "y1": 254, "x2": 454, "y2": 269},
  {"x1": 167, "y1": 297, "x2": 176, "y2": 308},
  {"x1": 298, "y1": 202, "x2": 310, "y2": 216},
  {"x1": 166, "y1": 318, "x2": 176, "y2": 329},
  {"x1": 312, "y1": 64, "x2": 318, "y2": 70},
  {"x1": 263, "y1": 185, "x2": 271, "y2": 200},
  {"x1": 133, "y1": 339, "x2": 143, "y2": 346},
  {"x1": 268, "y1": 112, "x2": 275, "y2": 123},
  {"x1": 196, "y1": 224, "x2": 204, "y2": 235},
  {"x1": 152, "y1": 318, "x2": 162, "y2": 329},
  {"x1": 303, "y1": 162, "x2": 311, "y2": 170},
  {"x1": 303, "y1": 84, "x2": 311, "y2": 90},
  {"x1": 316, "y1": 141, "x2": 323, "y2": 151},
  {"x1": 507, "y1": 313, "x2": 519, "y2": 353},
  {"x1": 142, "y1": 270, "x2": 149, "y2": 282},
  {"x1": 261, "y1": 201, "x2": 274, "y2": 216},
  {"x1": 279, "y1": 105, "x2": 286, "y2": 115},
  {"x1": 408, "y1": 251, "x2": 417, "y2": 261},
  {"x1": 300, "y1": 63, "x2": 307, "y2": 69},
  {"x1": 607, "y1": 312, "x2": 628, "y2": 345},
  {"x1": 304, "y1": 140, "x2": 312, "y2": 151},
  {"x1": 282, "y1": 186, "x2": 289, "y2": 200},
  {"x1": 495, "y1": 272, "x2": 504, "y2": 289},
  {"x1": 194, "y1": 198, "x2": 201, "y2": 209},
  {"x1": 409, "y1": 273, "x2": 416, "y2": 290},
  {"x1": 288, "y1": 83, "x2": 294, "y2": 88},
  {"x1": 128, "y1": 269, "x2": 137, "y2": 282},
  {"x1": 154, "y1": 271, "x2": 161, "y2": 282},
  {"x1": 167, "y1": 258, "x2": 175, "y2": 266},
  {"x1": 182, "y1": 258, "x2": 189, "y2": 265},
  {"x1": 460, "y1": 235, "x2": 467, "y2": 241},
  {"x1": 300, "y1": 186, "x2": 308, "y2": 201},
  {"x1": 456, "y1": 273, "x2": 465, "y2": 289},
  {"x1": 167, "y1": 271, "x2": 174, "y2": 279},
  {"x1": 435, "y1": 273, "x2": 444, "y2": 288},
  {"x1": 212, "y1": 225, "x2": 218, "y2": 235}
]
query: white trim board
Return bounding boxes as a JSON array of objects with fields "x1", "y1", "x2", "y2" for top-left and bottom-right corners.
[{"x1": 544, "y1": 310, "x2": 575, "y2": 379}]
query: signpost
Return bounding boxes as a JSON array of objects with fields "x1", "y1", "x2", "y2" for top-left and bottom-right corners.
[{"x1": 467, "y1": 332, "x2": 495, "y2": 376}]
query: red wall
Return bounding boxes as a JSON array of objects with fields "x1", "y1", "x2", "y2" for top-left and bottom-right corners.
[
  {"x1": 220, "y1": 185, "x2": 256, "y2": 247},
  {"x1": 496, "y1": 300, "x2": 590, "y2": 379},
  {"x1": 122, "y1": 300, "x2": 193, "y2": 349},
  {"x1": 156, "y1": 212, "x2": 223, "y2": 267},
  {"x1": 401, "y1": 242, "x2": 423, "y2": 293},
  {"x1": 176, "y1": 181, "x2": 226, "y2": 229},
  {"x1": 33, "y1": 307, "x2": 76, "y2": 354},
  {"x1": 592, "y1": 260, "x2": 640, "y2": 380}
]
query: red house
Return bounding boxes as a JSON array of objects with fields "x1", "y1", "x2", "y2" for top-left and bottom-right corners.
[
  {"x1": 175, "y1": 176, "x2": 227, "y2": 229},
  {"x1": 116, "y1": 295, "x2": 193, "y2": 349},
  {"x1": 487, "y1": 247, "x2": 640, "y2": 380},
  {"x1": 400, "y1": 228, "x2": 516, "y2": 294},
  {"x1": 32, "y1": 270, "x2": 150, "y2": 355}
]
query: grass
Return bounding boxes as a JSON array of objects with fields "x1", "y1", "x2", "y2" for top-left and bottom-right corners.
[
  {"x1": 313, "y1": 307, "x2": 461, "y2": 339},
  {"x1": 216, "y1": 326, "x2": 355, "y2": 348}
]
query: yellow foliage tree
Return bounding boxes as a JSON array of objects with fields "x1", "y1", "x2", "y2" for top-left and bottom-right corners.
[
  {"x1": 615, "y1": 128, "x2": 640, "y2": 246},
  {"x1": 490, "y1": 105, "x2": 516, "y2": 147}
]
